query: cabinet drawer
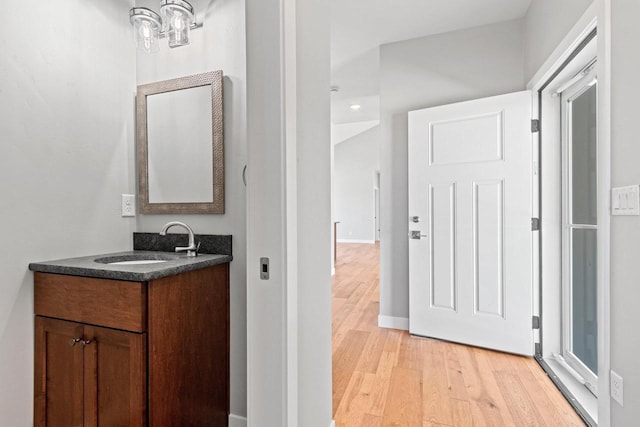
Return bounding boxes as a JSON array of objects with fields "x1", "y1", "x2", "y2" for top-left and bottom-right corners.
[{"x1": 34, "y1": 273, "x2": 146, "y2": 332}]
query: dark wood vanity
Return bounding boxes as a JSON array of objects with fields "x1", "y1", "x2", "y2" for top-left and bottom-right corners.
[{"x1": 33, "y1": 263, "x2": 230, "y2": 426}]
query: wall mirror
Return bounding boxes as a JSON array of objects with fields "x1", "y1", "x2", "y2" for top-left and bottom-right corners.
[{"x1": 136, "y1": 70, "x2": 224, "y2": 214}]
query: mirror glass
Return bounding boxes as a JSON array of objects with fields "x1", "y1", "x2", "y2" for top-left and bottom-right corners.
[
  {"x1": 147, "y1": 86, "x2": 213, "y2": 203},
  {"x1": 136, "y1": 70, "x2": 224, "y2": 214}
]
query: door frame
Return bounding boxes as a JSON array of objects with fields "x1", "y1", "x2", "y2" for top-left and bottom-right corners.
[
  {"x1": 374, "y1": 172, "x2": 381, "y2": 242},
  {"x1": 527, "y1": 1, "x2": 611, "y2": 425}
]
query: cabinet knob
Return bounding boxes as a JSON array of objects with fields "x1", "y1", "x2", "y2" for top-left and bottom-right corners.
[{"x1": 69, "y1": 338, "x2": 93, "y2": 347}]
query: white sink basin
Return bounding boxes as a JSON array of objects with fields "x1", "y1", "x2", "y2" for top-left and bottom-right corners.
[
  {"x1": 107, "y1": 259, "x2": 169, "y2": 265},
  {"x1": 94, "y1": 253, "x2": 179, "y2": 266}
]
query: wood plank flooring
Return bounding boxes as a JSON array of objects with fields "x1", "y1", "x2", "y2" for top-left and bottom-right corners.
[{"x1": 332, "y1": 243, "x2": 585, "y2": 427}]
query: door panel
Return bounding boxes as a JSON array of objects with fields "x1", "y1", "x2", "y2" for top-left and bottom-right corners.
[
  {"x1": 35, "y1": 317, "x2": 84, "y2": 427},
  {"x1": 430, "y1": 183, "x2": 457, "y2": 310},
  {"x1": 430, "y1": 112, "x2": 504, "y2": 165},
  {"x1": 84, "y1": 325, "x2": 146, "y2": 427},
  {"x1": 474, "y1": 180, "x2": 504, "y2": 318},
  {"x1": 409, "y1": 91, "x2": 533, "y2": 356}
]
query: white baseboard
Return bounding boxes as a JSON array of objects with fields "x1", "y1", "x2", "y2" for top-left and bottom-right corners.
[
  {"x1": 378, "y1": 315, "x2": 409, "y2": 331},
  {"x1": 229, "y1": 414, "x2": 247, "y2": 427},
  {"x1": 336, "y1": 239, "x2": 375, "y2": 244},
  {"x1": 230, "y1": 415, "x2": 332, "y2": 426}
]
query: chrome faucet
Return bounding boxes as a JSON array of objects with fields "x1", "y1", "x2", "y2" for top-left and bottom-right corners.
[{"x1": 159, "y1": 221, "x2": 199, "y2": 257}]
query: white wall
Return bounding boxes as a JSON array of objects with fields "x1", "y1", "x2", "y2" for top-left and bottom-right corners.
[
  {"x1": 246, "y1": 0, "x2": 332, "y2": 424},
  {"x1": 609, "y1": 0, "x2": 640, "y2": 423},
  {"x1": 134, "y1": 0, "x2": 248, "y2": 418},
  {"x1": 379, "y1": 19, "x2": 525, "y2": 320},
  {"x1": 524, "y1": 0, "x2": 593, "y2": 82},
  {"x1": 0, "y1": 1, "x2": 137, "y2": 425},
  {"x1": 245, "y1": 0, "x2": 288, "y2": 421},
  {"x1": 296, "y1": 0, "x2": 333, "y2": 423},
  {"x1": 334, "y1": 126, "x2": 380, "y2": 242}
]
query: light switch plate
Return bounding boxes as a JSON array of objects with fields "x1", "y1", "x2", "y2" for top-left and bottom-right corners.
[
  {"x1": 122, "y1": 194, "x2": 136, "y2": 217},
  {"x1": 612, "y1": 185, "x2": 640, "y2": 216}
]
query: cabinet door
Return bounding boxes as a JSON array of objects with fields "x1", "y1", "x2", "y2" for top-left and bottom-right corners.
[
  {"x1": 83, "y1": 325, "x2": 146, "y2": 427},
  {"x1": 35, "y1": 317, "x2": 85, "y2": 427}
]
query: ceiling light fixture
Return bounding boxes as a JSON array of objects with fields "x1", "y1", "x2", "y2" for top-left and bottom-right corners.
[
  {"x1": 350, "y1": 104, "x2": 362, "y2": 111},
  {"x1": 129, "y1": 0, "x2": 202, "y2": 53}
]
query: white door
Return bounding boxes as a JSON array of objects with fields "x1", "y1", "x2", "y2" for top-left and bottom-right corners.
[{"x1": 408, "y1": 91, "x2": 533, "y2": 356}]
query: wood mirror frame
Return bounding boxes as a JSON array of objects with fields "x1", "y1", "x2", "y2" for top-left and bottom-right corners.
[{"x1": 136, "y1": 70, "x2": 224, "y2": 214}]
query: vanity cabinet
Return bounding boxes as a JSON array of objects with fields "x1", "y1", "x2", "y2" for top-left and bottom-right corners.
[{"x1": 33, "y1": 263, "x2": 230, "y2": 427}]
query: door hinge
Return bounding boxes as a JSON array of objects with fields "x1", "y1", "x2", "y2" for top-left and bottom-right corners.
[
  {"x1": 535, "y1": 342, "x2": 542, "y2": 356},
  {"x1": 531, "y1": 119, "x2": 540, "y2": 133},
  {"x1": 532, "y1": 316, "x2": 541, "y2": 330},
  {"x1": 531, "y1": 218, "x2": 540, "y2": 231}
]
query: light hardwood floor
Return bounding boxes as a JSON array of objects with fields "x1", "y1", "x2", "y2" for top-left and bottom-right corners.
[{"x1": 332, "y1": 242, "x2": 585, "y2": 427}]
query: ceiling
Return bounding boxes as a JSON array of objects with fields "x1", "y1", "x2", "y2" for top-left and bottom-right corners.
[{"x1": 330, "y1": 0, "x2": 533, "y2": 132}]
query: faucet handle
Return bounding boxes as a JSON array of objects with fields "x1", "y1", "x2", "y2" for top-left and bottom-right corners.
[
  {"x1": 187, "y1": 241, "x2": 201, "y2": 257},
  {"x1": 175, "y1": 240, "x2": 200, "y2": 257}
]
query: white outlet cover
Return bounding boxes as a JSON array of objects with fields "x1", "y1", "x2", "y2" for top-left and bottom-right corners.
[
  {"x1": 122, "y1": 194, "x2": 136, "y2": 217},
  {"x1": 611, "y1": 370, "x2": 624, "y2": 406}
]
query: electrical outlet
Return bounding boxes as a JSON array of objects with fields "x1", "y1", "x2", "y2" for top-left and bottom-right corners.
[
  {"x1": 611, "y1": 370, "x2": 624, "y2": 406},
  {"x1": 122, "y1": 194, "x2": 136, "y2": 217}
]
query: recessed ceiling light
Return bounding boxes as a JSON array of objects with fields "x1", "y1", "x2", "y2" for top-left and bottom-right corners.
[{"x1": 350, "y1": 104, "x2": 361, "y2": 111}]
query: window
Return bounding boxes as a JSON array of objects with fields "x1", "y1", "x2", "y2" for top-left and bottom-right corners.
[{"x1": 560, "y1": 66, "x2": 598, "y2": 395}]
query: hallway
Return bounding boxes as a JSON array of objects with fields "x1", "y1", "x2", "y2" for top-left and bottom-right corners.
[{"x1": 332, "y1": 243, "x2": 585, "y2": 426}]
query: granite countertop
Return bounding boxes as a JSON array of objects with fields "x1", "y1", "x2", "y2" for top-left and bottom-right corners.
[{"x1": 29, "y1": 250, "x2": 232, "y2": 282}]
